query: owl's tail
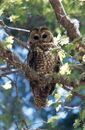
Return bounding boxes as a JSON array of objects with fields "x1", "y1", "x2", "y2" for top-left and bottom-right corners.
[{"x1": 30, "y1": 80, "x2": 56, "y2": 109}]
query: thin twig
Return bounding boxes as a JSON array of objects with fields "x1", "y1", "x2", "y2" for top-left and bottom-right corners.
[
  {"x1": 6, "y1": 25, "x2": 30, "y2": 33},
  {"x1": 15, "y1": 121, "x2": 20, "y2": 130},
  {"x1": 70, "y1": 64, "x2": 85, "y2": 72},
  {"x1": 0, "y1": 20, "x2": 29, "y2": 50},
  {"x1": 64, "y1": 106, "x2": 80, "y2": 110},
  {"x1": 0, "y1": 67, "x2": 13, "y2": 71},
  {"x1": 22, "y1": 120, "x2": 29, "y2": 129},
  {"x1": 62, "y1": 85, "x2": 85, "y2": 100},
  {"x1": 0, "y1": 70, "x2": 19, "y2": 77},
  {"x1": 0, "y1": 20, "x2": 30, "y2": 33}
]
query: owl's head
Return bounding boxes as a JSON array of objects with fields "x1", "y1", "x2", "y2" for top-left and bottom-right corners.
[{"x1": 29, "y1": 26, "x2": 54, "y2": 50}]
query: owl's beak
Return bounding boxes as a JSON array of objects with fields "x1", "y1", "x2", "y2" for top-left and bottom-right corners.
[{"x1": 39, "y1": 37, "x2": 42, "y2": 42}]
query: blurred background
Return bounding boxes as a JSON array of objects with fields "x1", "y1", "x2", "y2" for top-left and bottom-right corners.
[{"x1": 0, "y1": 0, "x2": 85, "y2": 130}]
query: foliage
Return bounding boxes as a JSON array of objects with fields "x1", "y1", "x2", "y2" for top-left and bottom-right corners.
[{"x1": 0, "y1": 0, "x2": 85, "y2": 130}]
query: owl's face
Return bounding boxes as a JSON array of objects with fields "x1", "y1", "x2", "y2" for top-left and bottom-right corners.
[{"x1": 29, "y1": 27, "x2": 54, "y2": 50}]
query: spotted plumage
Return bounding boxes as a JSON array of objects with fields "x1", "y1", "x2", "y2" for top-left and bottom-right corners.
[{"x1": 28, "y1": 27, "x2": 60, "y2": 108}]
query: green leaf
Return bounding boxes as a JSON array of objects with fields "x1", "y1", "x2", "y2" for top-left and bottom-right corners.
[
  {"x1": 80, "y1": 110, "x2": 85, "y2": 121},
  {"x1": 48, "y1": 115, "x2": 59, "y2": 123},
  {"x1": 73, "y1": 119, "x2": 80, "y2": 128},
  {"x1": 56, "y1": 104, "x2": 61, "y2": 112},
  {"x1": 47, "y1": 100, "x2": 53, "y2": 107},
  {"x1": 83, "y1": 124, "x2": 85, "y2": 130},
  {"x1": 59, "y1": 63, "x2": 71, "y2": 75},
  {"x1": 3, "y1": 36, "x2": 14, "y2": 49},
  {"x1": 2, "y1": 81, "x2": 12, "y2": 90}
]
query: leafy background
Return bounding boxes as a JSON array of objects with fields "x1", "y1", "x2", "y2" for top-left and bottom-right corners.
[{"x1": 0, "y1": 0, "x2": 85, "y2": 130}]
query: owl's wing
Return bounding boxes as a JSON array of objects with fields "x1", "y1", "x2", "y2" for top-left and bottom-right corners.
[
  {"x1": 30, "y1": 80, "x2": 53, "y2": 108},
  {"x1": 27, "y1": 50, "x2": 34, "y2": 67},
  {"x1": 49, "y1": 53, "x2": 61, "y2": 95},
  {"x1": 27, "y1": 50, "x2": 33, "y2": 66},
  {"x1": 27, "y1": 49, "x2": 37, "y2": 69}
]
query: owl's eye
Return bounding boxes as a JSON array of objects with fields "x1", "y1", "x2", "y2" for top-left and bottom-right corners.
[
  {"x1": 33, "y1": 35, "x2": 39, "y2": 40},
  {"x1": 42, "y1": 33, "x2": 47, "y2": 39}
]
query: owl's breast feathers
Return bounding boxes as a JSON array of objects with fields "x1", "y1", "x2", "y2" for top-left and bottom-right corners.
[
  {"x1": 29, "y1": 47, "x2": 60, "y2": 74},
  {"x1": 28, "y1": 46, "x2": 61, "y2": 108}
]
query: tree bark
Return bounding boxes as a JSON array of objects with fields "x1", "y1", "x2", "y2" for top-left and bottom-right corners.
[{"x1": 49, "y1": 0, "x2": 81, "y2": 41}]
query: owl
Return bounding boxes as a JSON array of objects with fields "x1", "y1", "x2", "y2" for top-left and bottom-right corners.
[{"x1": 27, "y1": 26, "x2": 60, "y2": 108}]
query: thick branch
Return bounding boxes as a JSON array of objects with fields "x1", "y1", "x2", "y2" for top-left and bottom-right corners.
[
  {"x1": 49, "y1": 0, "x2": 85, "y2": 64},
  {"x1": 49, "y1": 0, "x2": 81, "y2": 41},
  {"x1": 0, "y1": 44, "x2": 39, "y2": 81}
]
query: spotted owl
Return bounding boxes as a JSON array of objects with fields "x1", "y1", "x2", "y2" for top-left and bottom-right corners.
[{"x1": 28, "y1": 26, "x2": 61, "y2": 108}]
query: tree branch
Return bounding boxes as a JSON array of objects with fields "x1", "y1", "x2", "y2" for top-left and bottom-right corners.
[
  {"x1": 0, "y1": 20, "x2": 29, "y2": 50},
  {"x1": 0, "y1": 67, "x2": 13, "y2": 71},
  {"x1": 0, "y1": 44, "x2": 39, "y2": 81},
  {"x1": 0, "y1": 70, "x2": 19, "y2": 77},
  {"x1": 63, "y1": 85, "x2": 85, "y2": 100},
  {"x1": 49, "y1": 0, "x2": 81, "y2": 41},
  {"x1": 0, "y1": 20, "x2": 30, "y2": 33}
]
